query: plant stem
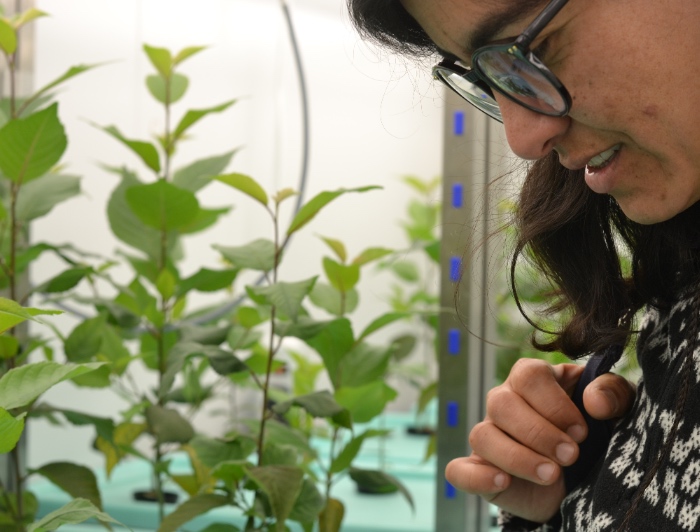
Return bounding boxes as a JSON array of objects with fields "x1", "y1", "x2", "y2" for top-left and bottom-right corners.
[
  {"x1": 256, "y1": 205, "x2": 282, "y2": 466},
  {"x1": 325, "y1": 427, "x2": 340, "y2": 500},
  {"x1": 153, "y1": 447, "x2": 165, "y2": 523}
]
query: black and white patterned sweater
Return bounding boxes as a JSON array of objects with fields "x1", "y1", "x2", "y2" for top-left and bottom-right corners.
[{"x1": 502, "y1": 287, "x2": 700, "y2": 531}]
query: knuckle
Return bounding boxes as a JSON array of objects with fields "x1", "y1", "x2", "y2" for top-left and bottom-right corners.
[
  {"x1": 469, "y1": 421, "x2": 491, "y2": 450},
  {"x1": 509, "y1": 358, "x2": 550, "y2": 387}
]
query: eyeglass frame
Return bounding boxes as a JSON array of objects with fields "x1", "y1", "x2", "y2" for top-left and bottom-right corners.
[{"x1": 432, "y1": 0, "x2": 572, "y2": 123}]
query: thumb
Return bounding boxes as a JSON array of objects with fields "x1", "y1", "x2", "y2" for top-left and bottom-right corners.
[{"x1": 582, "y1": 372, "x2": 636, "y2": 420}]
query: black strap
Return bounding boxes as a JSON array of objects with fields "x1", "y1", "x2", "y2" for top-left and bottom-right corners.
[{"x1": 563, "y1": 345, "x2": 622, "y2": 493}]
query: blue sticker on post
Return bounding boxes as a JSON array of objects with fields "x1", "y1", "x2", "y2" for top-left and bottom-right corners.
[
  {"x1": 448, "y1": 328, "x2": 460, "y2": 355},
  {"x1": 445, "y1": 480, "x2": 457, "y2": 499},
  {"x1": 454, "y1": 111, "x2": 465, "y2": 136},
  {"x1": 447, "y1": 401, "x2": 459, "y2": 427},
  {"x1": 452, "y1": 183, "x2": 463, "y2": 208},
  {"x1": 450, "y1": 257, "x2": 461, "y2": 282}
]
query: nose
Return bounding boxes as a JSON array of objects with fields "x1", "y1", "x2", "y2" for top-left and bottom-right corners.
[{"x1": 497, "y1": 96, "x2": 570, "y2": 160}]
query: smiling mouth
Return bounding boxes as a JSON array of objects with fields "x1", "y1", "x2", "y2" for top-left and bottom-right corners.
[{"x1": 586, "y1": 144, "x2": 621, "y2": 171}]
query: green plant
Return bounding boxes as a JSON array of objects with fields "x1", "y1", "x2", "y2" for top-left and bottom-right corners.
[
  {"x1": 0, "y1": 7, "x2": 117, "y2": 531},
  {"x1": 379, "y1": 176, "x2": 441, "y2": 437},
  {"x1": 32, "y1": 40, "x2": 414, "y2": 532}
]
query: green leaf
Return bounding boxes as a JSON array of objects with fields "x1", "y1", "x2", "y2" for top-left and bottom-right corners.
[
  {"x1": 15, "y1": 173, "x2": 81, "y2": 221},
  {"x1": 157, "y1": 493, "x2": 228, "y2": 532},
  {"x1": 12, "y1": 8, "x2": 48, "y2": 29},
  {"x1": 100, "y1": 125, "x2": 161, "y2": 173},
  {"x1": 214, "y1": 239, "x2": 275, "y2": 271},
  {"x1": 215, "y1": 171, "x2": 267, "y2": 206},
  {"x1": 358, "y1": 312, "x2": 410, "y2": 342},
  {"x1": 0, "y1": 361, "x2": 105, "y2": 410},
  {"x1": 145, "y1": 405, "x2": 194, "y2": 444},
  {"x1": 35, "y1": 266, "x2": 91, "y2": 294},
  {"x1": 177, "y1": 268, "x2": 238, "y2": 296},
  {"x1": 173, "y1": 45, "x2": 207, "y2": 66},
  {"x1": 0, "y1": 297, "x2": 61, "y2": 334},
  {"x1": 0, "y1": 408, "x2": 25, "y2": 453},
  {"x1": 323, "y1": 257, "x2": 359, "y2": 292},
  {"x1": 330, "y1": 428, "x2": 389, "y2": 474},
  {"x1": 64, "y1": 315, "x2": 106, "y2": 362},
  {"x1": 288, "y1": 478, "x2": 325, "y2": 525},
  {"x1": 305, "y1": 319, "x2": 354, "y2": 387},
  {"x1": 125, "y1": 180, "x2": 199, "y2": 230},
  {"x1": 172, "y1": 150, "x2": 238, "y2": 193},
  {"x1": 0, "y1": 103, "x2": 67, "y2": 183},
  {"x1": 60, "y1": 410, "x2": 115, "y2": 442},
  {"x1": 33, "y1": 462, "x2": 102, "y2": 509},
  {"x1": 247, "y1": 465, "x2": 305, "y2": 531},
  {"x1": 275, "y1": 316, "x2": 329, "y2": 340},
  {"x1": 146, "y1": 73, "x2": 189, "y2": 104},
  {"x1": 308, "y1": 283, "x2": 358, "y2": 317},
  {"x1": 335, "y1": 382, "x2": 397, "y2": 423},
  {"x1": 424, "y1": 240, "x2": 440, "y2": 263},
  {"x1": 173, "y1": 100, "x2": 237, "y2": 141},
  {"x1": 0, "y1": 18, "x2": 16, "y2": 54},
  {"x1": 319, "y1": 236, "x2": 347, "y2": 263},
  {"x1": 249, "y1": 277, "x2": 317, "y2": 322},
  {"x1": 417, "y1": 380, "x2": 438, "y2": 415},
  {"x1": 392, "y1": 260, "x2": 420, "y2": 282},
  {"x1": 273, "y1": 188, "x2": 297, "y2": 205},
  {"x1": 0, "y1": 335, "x2": 18, "y2": 359},
  {"x1": 352, "y1": 247, "x2": 393, "y2": 266},
  {"x1": 287, "y1": 186, "x2": 381, "y2": 236},
  {"x1": 190, "y1": 435, "x2": 256, "y2": 468},
  {"x1": 179, "y1": 206, "x2": 230, "y2": 235},
  {"x1": 25, "y1": 65, "x2": 100, "y2": 115},
  {"x1": 349, "y1": 468, "x2": 414, "y2": 511},
  {"x1": 338, "y1": 342, "x2": 393, "y2": 388},
  {"x1": 106, "y1": 168, "x2": 164, "y2": 258},
  {"x1": 319, "y1": 498, "x2": 345, "y2": 532},
  {"x1": 390, "y1": 334, "x2": 416, "y2": 362},
  {"x1": 156, "y1": 268, "x2": 177, "y2": 299},
  {"x1": 236, "y1": 306, "x2": 264, "y2": 328},
  {"x1": 272, "y1": 390, "x2": 345, "y2": 418},
  {"x1": 27, "y1": 498, "x2": 122, "y2": 532},
  {"x1": 143, "y1": 44, "x2": 172, "y2": 78}
]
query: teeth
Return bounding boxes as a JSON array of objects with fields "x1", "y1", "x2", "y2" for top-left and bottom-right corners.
[{"x1": 587, "y1": 145, "x2": 621, "y2": 168}]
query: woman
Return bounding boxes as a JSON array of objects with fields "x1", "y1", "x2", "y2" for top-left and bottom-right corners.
[{"x1": 348, "y1": 0, "x2": 700, "y2": 530}]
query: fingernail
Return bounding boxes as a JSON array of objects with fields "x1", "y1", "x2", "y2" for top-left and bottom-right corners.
[
  {"x1": 494, "y1": 473, "x2": 506, "y2": 488},
  {"x1": 603, "y1": 389, "x2": 619, "y2": 413},
  {"x1": 556, "y1": 442, "x2": 575, "y2": 464},
  {"x1": 567, "y1": 424, "x2": 586, "y2": 443},
  {"x1": 536, "y1": 463, "x2": 556, "y2": 482}
]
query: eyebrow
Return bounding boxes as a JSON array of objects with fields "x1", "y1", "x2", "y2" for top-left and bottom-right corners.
[{"x1": 464, "y1": 2, "x2": 543, "y2": 56}]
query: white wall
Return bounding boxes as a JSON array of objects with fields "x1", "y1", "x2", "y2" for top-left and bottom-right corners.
[{"x1": 26, "y1": 0, "x2": 444, "y2": 468}]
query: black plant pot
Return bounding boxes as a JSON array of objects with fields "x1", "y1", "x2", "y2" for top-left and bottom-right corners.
[
  {"x1": 405, "y1": 425, "x2": 435, "y2": 436},
  {"x1": 133, "y1": 490, "x2": 179, "y2": 504}
]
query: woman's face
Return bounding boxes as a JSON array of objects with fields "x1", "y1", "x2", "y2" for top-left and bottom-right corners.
[{"x1": 401, "y1": 0, "x2": 700, "y2": 224}]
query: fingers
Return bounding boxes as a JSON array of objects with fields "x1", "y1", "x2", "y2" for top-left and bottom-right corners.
[
  {"x1": 446, "y1": 454, "x2": 566, "y2": 522},
  {"x1": 500, "y1": 359, "x2": 588, "y2": 439},
  {"x1": 583, "y1": 372, "x2": 637, "y2": 420},
  {"x1": 469, "y1": 418, "x2": 567, "y2": 485},
  {"x1": 445, "y1": 454, "x2": 510, "y2": 497}
]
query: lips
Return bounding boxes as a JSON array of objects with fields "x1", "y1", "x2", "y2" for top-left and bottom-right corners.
[
  {"x1": 584, "y1": 146, "x2": 622, "y2": 194},
  {"x1": 586, "y1": 144, "x2": 621, "y2": 170}
]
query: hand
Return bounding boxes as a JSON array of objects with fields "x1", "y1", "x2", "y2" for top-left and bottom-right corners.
[{"x1": 445, "y1": 358, "x2": 636, "y2": 523}]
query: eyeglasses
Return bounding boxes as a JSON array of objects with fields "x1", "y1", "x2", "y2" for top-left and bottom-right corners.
[{"x1": 432, "y1": 0, "x2": 572, "y2": 122}]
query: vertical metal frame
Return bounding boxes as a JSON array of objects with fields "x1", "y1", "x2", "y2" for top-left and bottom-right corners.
[
  {"x1": 0, "y1": 0, "x2": 35, "y2": 495},
  {"x1": 435, "y1": 89, "x2": 507, "y2": 531}
]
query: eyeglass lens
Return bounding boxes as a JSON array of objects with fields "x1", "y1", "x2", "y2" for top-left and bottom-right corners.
[
  {"x1": 435, "y1": 69, "x2": 502, "y2": 120},
  {"x1": 475, "y1": 50, "x2": 566, "y2": 114}
]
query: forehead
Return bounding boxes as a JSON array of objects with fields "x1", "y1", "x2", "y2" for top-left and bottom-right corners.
[{"x1": 401, "y1": 0, "x2": 545, "y2": 58}]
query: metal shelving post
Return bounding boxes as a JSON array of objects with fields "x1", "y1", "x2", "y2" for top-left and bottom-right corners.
[{"x1": 435, "y1": 89, "x2": 508, "y2": 532}]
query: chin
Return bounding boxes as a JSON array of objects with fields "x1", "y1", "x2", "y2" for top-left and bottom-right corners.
[{"x1": 616, "y1": 197, "x2": 697, "y2": 226}]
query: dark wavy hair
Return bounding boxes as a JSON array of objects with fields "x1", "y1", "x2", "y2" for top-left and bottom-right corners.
[{"x1": 347, "y1": 0, "x2": 700, "y2": 359}]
